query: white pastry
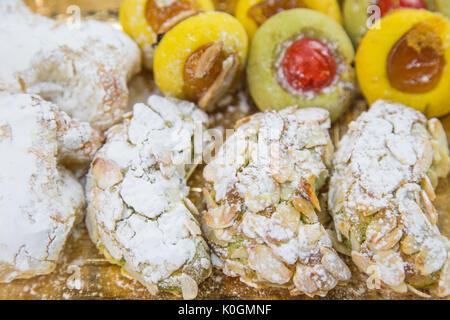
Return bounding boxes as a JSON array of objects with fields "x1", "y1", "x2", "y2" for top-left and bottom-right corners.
[
  {"x1": 0, "y1": 93, "x2": 103, "y2": 282},
  {"x1": 0, "y1": 0, "x2": 141, "y2": 131}
]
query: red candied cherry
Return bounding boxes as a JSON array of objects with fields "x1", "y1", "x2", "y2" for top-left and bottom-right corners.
[{"x1": 280, "y1": 37, "x2": 337, "y2": 93}]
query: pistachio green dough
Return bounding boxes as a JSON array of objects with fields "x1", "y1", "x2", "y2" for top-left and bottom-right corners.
[{"x1": 343, "y1": 0, "x2": 373, "y2": 46}]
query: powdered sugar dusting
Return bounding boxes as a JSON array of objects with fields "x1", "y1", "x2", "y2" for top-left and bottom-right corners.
[{"x1": 0, "y1": 93, "x2": 101, "y2": 282}]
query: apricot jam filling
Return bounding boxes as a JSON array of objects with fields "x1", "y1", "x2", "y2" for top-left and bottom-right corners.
[
  {"x1": 278, "y1": 37, "x2": 338, "y2": 93},
  {"x1": 377, "y1": 0, "x2": 426, "y2": 17},
  {"x1": 387, "y1": 21, "x2": 445, "y2": 94},
  {"x1": 145, "y1": 0, "x2": 197, "y2": 33},
  {"x1": 248, "y1": 0, "x2": 306, "y2": 26}
]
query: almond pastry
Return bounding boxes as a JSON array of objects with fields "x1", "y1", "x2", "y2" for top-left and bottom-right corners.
[
  {"x1": 0, "y1": 93, "x2": 102, "y2": 282},
  {"x1": 85, "y1": 95, "x2": 211, "y2": 299},
  {"x1": 202, "y1": 107, "x2": 351, "y2": 297},
  {"x1": 0, "y1": 0, "x2": 141, "y2": 131},
  {"x1": 328, "y1": 100, "x2": 450, "y2": 297}
]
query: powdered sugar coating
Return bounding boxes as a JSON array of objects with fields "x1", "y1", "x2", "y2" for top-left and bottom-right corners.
[
  {"x1": 85, "y1": 95, "x2": 211, "y2": 299},
  {"x1": 329, "y1": 100, "x2": 450, "y2": 297},
  {"x1": 0, "y1": 0, "x2": 141, "y2": 131},
  {"x1": 0, "y1": 93, "x2": 102, "y2": 282},
  {"x1": 202, "y1": 107, "x2": 351, "y2": 297}
]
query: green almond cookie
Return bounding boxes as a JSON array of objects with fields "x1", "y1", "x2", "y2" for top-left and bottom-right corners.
[{"x1": 247, "y1": 9, "x2": 355, "y2": 122}]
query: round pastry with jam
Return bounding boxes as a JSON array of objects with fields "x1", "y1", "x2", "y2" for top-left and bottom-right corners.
[
  {"x1": 235, "y1": 0, "x2": 342, "y2": 39},
  {"x1": 153, "y1": 11, "x2": 248, "y2": 111},
  {"x1": 120, "y1": 0, "x2": 215, "y2": 69},
  {"x1": 342, "y1": 0, "x2": 450, "y2": 45},
  {"x1": 247, "y1": 9, "x2": 355, "y2": 122},
  {"x1": 356, "y1": 9, "x2": 450, "y2": 117}
]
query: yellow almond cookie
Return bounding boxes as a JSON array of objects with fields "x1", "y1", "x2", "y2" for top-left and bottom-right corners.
[
  {"x1": 120, "y1": 0, "x2": 215, "y2": 69},
  {"x1": 154, "y1": 11, "x2": 248, "y2": 111},
  {"x1": 356, "y1": 9, "x2": 450, "y2": 117}
]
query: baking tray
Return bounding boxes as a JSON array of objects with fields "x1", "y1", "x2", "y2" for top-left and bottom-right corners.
[{"x1": 0, "y1": 0, "x2": 448, "y2": 300}]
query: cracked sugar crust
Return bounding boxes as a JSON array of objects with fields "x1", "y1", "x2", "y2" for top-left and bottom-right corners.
[
  {"x1": 202, "y1": 107, "x2": 351, "y2": 297},
  {"x1": 0, "y1": 93, "x2": 103, "y2": 283},
  {"x1": 0, "y1": 0, "x2": 141, "y2": 131},
  {"x1": 85, "y1": 95, "x2": 212, "y2": 299},
  {"x1": 329, "y1": 100, "x2": 450, "y2": 297}
]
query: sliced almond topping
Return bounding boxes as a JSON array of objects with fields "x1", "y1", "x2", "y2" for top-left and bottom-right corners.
[
  {"x1": 386, "y1": 134, "x2": 417, "y2": 165},
  {"x1": 271, "y1": 203, "x2": 300, "y2": 234},
  {"x1": 414, "y1": 138, "x2": 433, "y2": 174},
  {"x1": 180, "y1": 274, "x2": 198, "y2": 300},
  {"x1": 366, "y1": 211, "x2": 397, "y2": 245},
  {"x1": 422, "y1": 175, "x2": 436, "y2": 201},
  {"x1": 298, "y1": 223, "x2": 331, "y2": 254},
  {"x1": 183, "y1": 217, "x2": 201, "y2": 236},
  {"x1": 270, "y1": 160, "x2": 291, "y2": 184},
  {"x1": 415, "y1": 201, "x2": 435, "y2": 231},
  {"x1": 248, "y1": 245, "x2": 292, "y2": 285},
  {"x1": 292, "y1": 195, "x2": 317, "y2": 223},
  {"x1": 91, "y1": 157, "x2": 123, "y2": 190},
  {"x1": 298, "y1": 177, "x2": 320, "y2": 211},
  {"x1": 204, "y1": 204, "x2": 238, "y2": 229},
  {"x1": 320, "y1": 247, "x2": 351, "y2": 281},
  {"x1": 184, "y1": 197, "x2": 200, "y2": 216},
  {"x1": 198, "y1": 54, "x2": 238, "y2": 112},
  {"x1": 420, "y1": 190, "x2": 438, "y2": 225},
  {"x1": 333, "y1": 214, "x2": 350, "y2": 240},
  {"x1": 320, "y1": 139, "x2": 334, "y2": 167},
  {"x1": 326, "y1": 228, "x2": 351, "y2": 256},
  {"x1": 373, "y1": 226, "x2": 403, "y2": 251},
  {"x1": 223, "y1": 260, "x2": 247, "y2": 278},
  {"x1": 400, "y1": 234, "x2": 421, "y2": 255},
  {"x1": 240, "y1": 212, "x2": 269, "y2": 240},
  {"x1": 292, "y1": 264, "x2": 318, "y2": 295},
  {"x1": 351, "y1": 250, "x2": 374, "y2": 273},
  {"x1": 315, "y1": 266, "x2": 339, "y2": 292},
  {"x1": 193, "y1": 41, "x2": 223, "y2": 79},
  {"x1": 332, "y1": 125, "x2": 340, "y2": 149},
  {"x1": 428, "y1": 118, "x2": 447, "y2": 144},
  {"x1": 292, "y1": 178, "x2": 320, "y2": 223}
]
